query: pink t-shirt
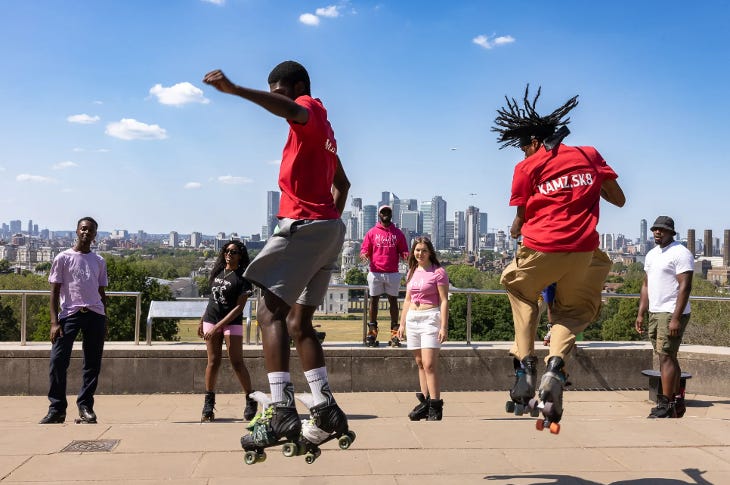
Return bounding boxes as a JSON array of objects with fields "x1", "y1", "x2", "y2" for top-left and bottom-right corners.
[
  {"x1": 407, "y1": 266, "x2": 448, "y2": 306},
  {"x1": 49, "y1": 248, "x2": 108, "y2": 319},
  {"x1": 278, "y1": 95, "x2": 340, "y2": 220}
]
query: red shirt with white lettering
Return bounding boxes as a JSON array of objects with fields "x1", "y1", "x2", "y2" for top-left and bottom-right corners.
[
  {"x1": 278, "y1": 95, "x2": 340, "y2": 220},
  {"x1": 509, "y1": 144, "x2": 618, "y2": 252}
]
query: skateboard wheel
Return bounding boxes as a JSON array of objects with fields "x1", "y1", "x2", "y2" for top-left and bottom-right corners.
[
  {"x1": 505, "y1": 401, "x2": 515, "y2": 413},
  {"x1": 535, "y1": 419, "x2": 545, "y2": 431},
  {"x1": 514, "y1": 403, "x2": 525, "y2": 416},
  {"x1": 549, "y1": 422, "x2": 560, "y2": 434},
  {"x1": 282, "y1": 442, "x2": 298, "y2": 457}
]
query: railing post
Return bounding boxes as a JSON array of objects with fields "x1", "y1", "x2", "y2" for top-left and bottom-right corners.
[
  {"x1": 362, "y1": 288, "x2": 369, "y2": 344},
  {"x1": 466, "y1": 293, "x2": 472, "y2": 345},
  {"x1": 134, "y1": 293, "x2": 141, "y2": 345},
  {"x1": 21, "y1": 292, "x2": 27, "y2": 346}
]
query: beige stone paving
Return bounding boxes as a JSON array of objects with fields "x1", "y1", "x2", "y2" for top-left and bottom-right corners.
[{"x1": 0, "y1": 391, "x2": 728, "y2": 484}]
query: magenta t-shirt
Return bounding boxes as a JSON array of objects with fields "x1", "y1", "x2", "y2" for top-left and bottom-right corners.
[
  {"x1": 407, "y1": 266, "x2": 448, "y2": 306},
  {"x1": 49, "y1": 248, "x2": 108, "y2": 319}
]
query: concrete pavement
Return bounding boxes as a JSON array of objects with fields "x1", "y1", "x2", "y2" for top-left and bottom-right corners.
[{"x1": 1, "y1": 390, "x2": 728, "y2": 484}]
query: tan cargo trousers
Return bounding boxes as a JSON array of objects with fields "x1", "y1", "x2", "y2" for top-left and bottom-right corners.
[{"x1": 500, "y1": 245, "x2": 611, "y2": 363}]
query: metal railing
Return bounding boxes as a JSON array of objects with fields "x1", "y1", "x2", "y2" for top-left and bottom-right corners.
[
  {"x1": 0, "y1": 290, "x2": 142, "y2": 345},
  {"x1": 3, "y1": 286, "x2": 730, "y2": 346}
]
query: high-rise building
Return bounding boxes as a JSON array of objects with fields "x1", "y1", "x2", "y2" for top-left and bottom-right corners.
[
  {"x1": 400, "y1": 210, "x2": 419, "y2": 236},
  {"x1": 266, "y1": 190, "x2": 280, "y2": 239},
  {"x1": 190, "y1": 231, "x2": 202, "y2": 248},
  {"x1": 10, "y1": 220, "x2": 21, "y2": 234},
  {"x1": 351, "y1": 197, "x2": 362, "y2": 211},
  {"x1": 724, "y1": 230, "x2": 730, "y2": 267},
  {"x1": 27, "y1": 220, "x2": 33, "y2": 235},
  {"x1": 601, "y1": 233, "x2": 614, "y2": 251},
  {"x1": 169, "y1": 231, "x2": 179, "y2": 248},
  {"x1": 445, "y1": 221, "x2": 455, "y2": 248},
  {"x1": 454, "y1": 210, "x2": 465, "y2": 247},
  {"x1": 640, "y1": 219, "x2": 647, "y2": 245},
  {"x1": 361, "y1": 205, "x2": 377, "y2": 239},
  {"x1": 687, "y1": 229, "x2": 696, "y2": 256},
  {"x1": 466, "y1": 206, "x2": 480, "y2": 255},
  {"x1": 479, "y1": 213, "x2": 488, "y2": 237},
  {"x1": 704, "y1": 229, "x2": 713, "y2": 257},
  {"x1": 420, "y1": 201, "x2": 433, "y2": 237},
  {"x1": 431, "y1": 196, "x2": 447, "y2": 249}
]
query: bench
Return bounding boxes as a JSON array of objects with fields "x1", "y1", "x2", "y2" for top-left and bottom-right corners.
[
  {"x1": 144, "y1": 299, "x2": 254, "y2": 346},
  {"x1": 641, "y1": 369, "x2": 692, "y2": 402}
]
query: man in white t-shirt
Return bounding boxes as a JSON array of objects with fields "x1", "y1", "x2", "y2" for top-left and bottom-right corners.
[{"x1": 635, "y1": 216, "x2": 694, "y2": 418}]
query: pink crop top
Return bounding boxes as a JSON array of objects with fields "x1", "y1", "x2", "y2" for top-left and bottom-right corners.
[{"x1": 406, "y1": 266, "x2": 448, "y2": 306}]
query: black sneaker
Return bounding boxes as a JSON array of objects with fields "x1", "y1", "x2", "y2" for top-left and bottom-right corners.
[
  {"x1": 39, "y1": 410, "x2": 66, "y2": 424},
  {"x1": 78, "y1": 405, "x2": 97, "y2": 423}
]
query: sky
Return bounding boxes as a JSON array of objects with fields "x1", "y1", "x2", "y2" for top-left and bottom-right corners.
[{"x1": 1, "y1": 0, "x2": 728, "y2": 239}]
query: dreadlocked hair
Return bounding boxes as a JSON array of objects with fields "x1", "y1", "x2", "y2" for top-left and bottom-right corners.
[{"x1": 492, "y1": 84, "x2": 579, "y2": 149}]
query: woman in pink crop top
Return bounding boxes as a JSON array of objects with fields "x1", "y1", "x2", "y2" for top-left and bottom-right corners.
[{"x1": 397, "y1": 237, "x2": 449, "y2": 421}]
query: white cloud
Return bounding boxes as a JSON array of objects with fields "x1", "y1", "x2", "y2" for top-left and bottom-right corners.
[
  {"x1": 0, "y1": 166, "x2": 5, "y2": 171},
  {"x1": 201, "y1": 0, "x2": 224, "y2": 4},
  {"x1": 473, "y1": 34, "x2": 515, "y2": 50},
  {"x1": 184, "y1": 182, "x2": 202, "y2": 189},
  {"x1": 93, "y1": 100, "x2": 103, "y2": 105},
  {"x1": 218, "y1": 175, "x2": 253, "y2": 185},
  {"x1": 67, "y1": 113, "x2": 100, "y2": 124},
  {"x1": 53, "y1": 161, "x2": 78, "y2": 170},
  {"x1": 149, "y1": 82, "x2": 210, "y2": 106},
  {"x1": 316, "y1": 5, "x2": 341, "y2": 17},
  {"x1": 299, "y1": 13, "x2": 320, "y2": 26},
  {"x1": 267, "y1": 159, "x2": 282, "y2": 166},
  {"x1": 16, "y1": 174, "x2": 57, "y2": 183},
  {"x1": 72, "y1": 147, "x2": 110, "y2": 152},
  {"x1": 105, "y1": 118, "x2": 168, "y2": 140}
]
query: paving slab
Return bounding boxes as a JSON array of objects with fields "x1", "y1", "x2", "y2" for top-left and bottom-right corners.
[{"x1": 0, "y1": 391, "x2": 728, "y2": 484}]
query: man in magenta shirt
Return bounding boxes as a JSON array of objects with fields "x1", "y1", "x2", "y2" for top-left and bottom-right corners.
[
  {"x1": 204, "y1": 61, "x2": 354, "y2": 457},
  {"x1": 493, "y1": 86, "x2": 625, "y2": 428},
  {"x1": 40, "y1": 217, "x2": 108, "y2": 424},
  {"x1": 360, "y1": 204, "x2": 409, "y2": 347}
]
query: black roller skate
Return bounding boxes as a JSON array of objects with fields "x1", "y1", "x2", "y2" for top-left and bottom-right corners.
[
  {"x1": 648, "y1": 394, "x2": 677, "y2": 419},
  {"x1": 244, "y1": 392, "x2": 258, "y2": 421},
  {"x1": 365, "y1": 322, "x2": 379, "y2": 347},
  {"x1": 529, "y1": 356, "x2": 567, "y2": 434},
  {"x1": 201, "y1": 391, "x2": 215, "y2": 422},
  {"x1": 388, "y1": 325, "x2": 401, "y2": 347},
  {"x1": 296, "y1": 395, "x2": 356, "y2": 464},
  {"x1": 408, "y1": 393, "x2": 429, "y2": 421},
  {"x1": 240, "y1": 390, "x2": 302, "y2": 465},
  {"x1": 506, "y1": 356, "x2": 539, "y2": 417},
  {"x1": 427, "y1": 398, "x2": 444, "y2": 421}
]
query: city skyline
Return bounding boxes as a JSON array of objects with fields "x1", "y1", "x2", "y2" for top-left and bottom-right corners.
[{"x1": 1, "y1": 2, "x2": 729, "y2": 235}]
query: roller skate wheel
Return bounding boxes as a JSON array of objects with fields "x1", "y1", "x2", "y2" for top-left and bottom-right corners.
[
  {"x1": 244, "y1": 450, "x2": 264, "y2": 465},
  {"x1": 549, "y1": 422, "x2": 561, "y2": 434},
  {"x1": 505, "y1": 401, "x2": 515, "y2": 413},
  {"x1": 528, "y1": 398, "x2": 539, "y2": 410},
  {"x1": 282, "y1": 442, "x2": 298, "y2": 457},
  {"x1": 535, "y1": 419, "x2": 545, "y2": 431},
  {"x1": 304, "y1": 449, "x2": 321, "y2": 464},
  {"x1": 529, "y1": 406, "x2": 540, "y2": 418},
  {"x1": 338, "y1": 433, "x2": 353, "y2": 450},
  {"x1": 514, "y1": 403, "x2": 525, "y2": 416}
]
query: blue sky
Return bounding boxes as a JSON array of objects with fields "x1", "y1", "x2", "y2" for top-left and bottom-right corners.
[{"x1": 1, "y1": 0, "x2": 728, "y2": 239}]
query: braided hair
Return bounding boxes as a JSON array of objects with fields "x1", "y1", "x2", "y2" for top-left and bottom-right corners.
[{"x1": 492, "y1": 84, "x2": 578, "y2": 149}]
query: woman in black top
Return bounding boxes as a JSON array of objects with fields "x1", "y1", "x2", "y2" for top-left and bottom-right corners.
[{"x1": 198, "y1": 240, "x2": 257, "y2": 422}]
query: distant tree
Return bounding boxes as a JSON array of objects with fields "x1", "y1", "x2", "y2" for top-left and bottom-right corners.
[
  {"x1": 0, "y1": 260, "x2": 11, "y2": 273},
  {"x1": 611, "y1": 262, "x2": 627, "y2": 273},
  {"x1": 449, "y1": 293, "x2": 514, "y2": 341},
  {"x1": 446, "y1": 264, "x2": 484, "y2": 289},
  {"x1": 35, "y1": 262, "x2": 52, "y2": 273},
  {"x1": 344, "y1": 267, "x2": 367, "y2": 299},
  {"x1": 0, "y1": 299, "x2": 18, "y2": 341},
  {"x1": 195, "y1": 275, "x2": 211, "y2": 297}
]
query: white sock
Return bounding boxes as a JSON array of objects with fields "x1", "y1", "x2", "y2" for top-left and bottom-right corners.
[
  {"x1": 304, "y1": 367, "x2": 333, "y2": 406},
  {"x1": 268, "y1": 372, "x2": 291, "y2": 404}
]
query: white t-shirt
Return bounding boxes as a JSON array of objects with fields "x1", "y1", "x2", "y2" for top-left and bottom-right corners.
[{"x1": 644, "y1": 241, "x2": 694, "y2": 314}]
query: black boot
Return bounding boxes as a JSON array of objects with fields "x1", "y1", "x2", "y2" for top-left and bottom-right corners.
[
  {"x1": 427, "y1": 398, "x2": 443, "y2": 421},
  {"x1": 408, "y1": 393, "x2": 429, "y2": 421},
  {"x1": 201, "y1": 391, "x2": 215, "y2": 422},
  {"x1": 537, "y1": 356, "x2": 567, "y2": 423},
  {"x1": 39, "y1": 409, "x2": 66, "y2": 424},
  {"x1": 649, "y1": 394, "x2": 676, "y2": 418},
  {"x1": 674, "y1": 395, "x2": 686, "y2": 418},
  {"x1": 244, "y1": 392, "x2": 258, "y2": 421},
  {"x1": 302, "y1": 400, "x2": 349, "y2": 444}
]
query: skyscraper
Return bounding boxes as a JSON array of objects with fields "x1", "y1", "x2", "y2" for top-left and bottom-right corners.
[
  {"x1": 724, "y1": 230, "x2": 730, "y2": 267},
  {"x1": 466, "y1": 206, "x2": 480, "y2": 255},
  {"x1": 687, "y1": 229, "x2": 696, "y2": 256},
  {"x1": 454, "y1": 210, "x2": 465, "y2": 247},
  {"x1": 431, "y1": 196, "x2": 447, "y2": 249},
  {"x1": 640, "y1": 219, "x2": 647, "y2": 244},
  {"x1": 266, "y1": 190, "x2": 280, "y2": 239},
  {"x1": 169, "y1": 231, "x2": 179, "y2": 248},
  {"x1": 479, "y1": 212, "x2": 488, "y2": 237},
  {"x1": 420, "y1": 201, "x2": 433, "y2": 237},
  {"x1": 361, "y1": 205, "x2": 377, "y2": 239},
  {"x1": 190, "y1": 231, "x2": 202, "y2": 248},
  {"x1": 704, "y1": 229, "x2": 713, "y2": 257}
]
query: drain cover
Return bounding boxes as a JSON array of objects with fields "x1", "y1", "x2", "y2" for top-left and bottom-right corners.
[{"x1": 61, "y1": 439, "x2": 120, "y2": 453}]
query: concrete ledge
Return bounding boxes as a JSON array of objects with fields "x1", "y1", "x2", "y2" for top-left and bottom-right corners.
[{"x1": 2, "y1": 342, "x2": 728, "y2": 397}]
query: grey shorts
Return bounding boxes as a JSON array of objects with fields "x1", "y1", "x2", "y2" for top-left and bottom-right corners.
[
  {"x1": 244, "y1": 218, "x2": 345, "y2": 307},
  {"x1": 367, "y1": 272, "x2": 402, "y2": 297}
]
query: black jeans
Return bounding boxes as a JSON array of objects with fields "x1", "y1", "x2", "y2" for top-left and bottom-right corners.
[{"x1": 47, "y1": 310, "x2": 106, "y2": 413}]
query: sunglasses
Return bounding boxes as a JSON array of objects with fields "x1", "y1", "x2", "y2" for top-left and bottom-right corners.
[{"x1": 225, "y1": 249, "x2": 241, "y2": 255}]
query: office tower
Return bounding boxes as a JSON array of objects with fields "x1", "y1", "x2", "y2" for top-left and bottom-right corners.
[
  {"x1": 351, "y1": 197, "x2": 362, "y2": 211},
  {"x1": 640, "y1": 219, "x2": 647, "y2": 245},
  {"x1": 687, "y1": 229, "x2": 696, "y2": 256},
  {"x1": 431, "y1": 196, "x2": 447, "y2": 249},
  {"x1": 190, "y1": 232, "x2": 202, "y2": 248},
  {"x1": 10, "y1": 220, "x2": 21, "y2": 234},
  {"x1": 454, "y1": 210, "x2": 465, "y2": 247},
  {"x1": 379, "y1": 191, "x2": 391, "y2": 209},
  {"x1": 401, "y1": 198, "x2": 418, "y2": 211},
  {"x1": 361, "y1": 205, "x2": 377, "y2": 239},
  {"x1": 724, "y1": 230, "x2": 730, "y2": 266},
  {"x1": 466, "y1": 206, "x2": 480, "y2": 255},
  {"x1": 266, "y1": 190, "x2": 280, "y2": 239},
  {"x1": 420, "y1": 201, "x2": 433, "y2": 237},
  {"x1": 169, "y1": 231, "x2": 179, "y2": 248},
  {"x1": 704, "y1": 229, "x2": 713, "y2": 257},
  {"x1": 390, "y1": 194, "x2": 401, "y2": 228},
  {"x1": 27, "y1": 220, "x2": 33, "y2": 235},
  {"x1": 601, "y1": 233, "x2": 614, "y2": 251},
  {"x1": 479, "y1": 212, "x2": 488, "y2": 236},
  {"x1": 401, "y1": 210, "x2": 419, "y2": 236},
  {"x1": 445, "y1": 221, "x2": 455, "y2": 248},
  {"x1": 33, "y1": 224, "x2": 38, "y2": 236}
]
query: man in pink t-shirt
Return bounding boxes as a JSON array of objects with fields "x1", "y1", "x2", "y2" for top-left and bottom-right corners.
[
  {"x1": 360, "y1": 205, "x2": 409, "y2": 347},
  {"x1": 493, "y1": 86, "x2": 625, "y2": 428},
  {"x1": 204, "y1": 61, "x2": 354, "y2": 458},
  {"x1": 40, "y1": 217, "x2": 108, "y2": 425}
]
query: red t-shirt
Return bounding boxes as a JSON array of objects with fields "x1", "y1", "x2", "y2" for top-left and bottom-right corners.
[
  {"x1": 509, "y1": 144, "x2": 618, "y2": 252},
  {"x1": 277, "y1": 95, "x2": 340, "y2": 220}
]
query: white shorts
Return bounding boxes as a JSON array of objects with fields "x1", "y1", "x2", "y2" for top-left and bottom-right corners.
[
  {"x1": 367, "y1": 272, "x2": 402, "y2": 297},
  {"x1": 405, "y1": 308, "x2": 441, "y2": 350}
]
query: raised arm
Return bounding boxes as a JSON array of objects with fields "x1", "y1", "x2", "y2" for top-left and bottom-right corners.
[{"x1": 203, "y1": 69, "x2": 308, "y2": 123}]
